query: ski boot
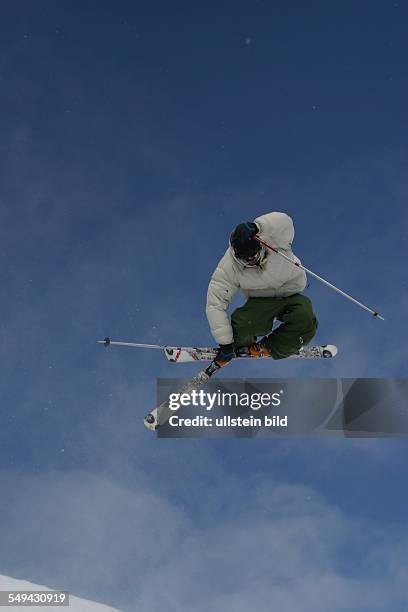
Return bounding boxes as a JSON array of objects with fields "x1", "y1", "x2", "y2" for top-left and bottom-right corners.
[{"x1": 236, "y1": 336, "x2": 272, "y2": 358}]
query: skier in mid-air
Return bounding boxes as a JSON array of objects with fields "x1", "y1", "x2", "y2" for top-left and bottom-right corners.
[
  {"x1": 100, "y1": 210, "x2": 383, "y2": 430},
  {"x1": 206, "y1": 212, "x2": 318, "y2": 366}
]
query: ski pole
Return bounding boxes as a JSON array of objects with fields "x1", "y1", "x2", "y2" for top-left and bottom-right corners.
[{"x1": 254, "y1": 236, "x2": 384, "y2": 321}]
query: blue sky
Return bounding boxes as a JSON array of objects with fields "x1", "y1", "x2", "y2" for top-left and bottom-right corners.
[{"x1": 0, "y1": 1, "x2": 407, "y2": 610}]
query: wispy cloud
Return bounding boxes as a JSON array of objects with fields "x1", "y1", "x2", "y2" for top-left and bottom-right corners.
[{"x1": 0, "y1": 469, "x2": 407, "y2": 611}]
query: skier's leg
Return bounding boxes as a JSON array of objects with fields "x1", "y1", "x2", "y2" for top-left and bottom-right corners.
[
  {"x1": 263, "y1": 294, "x2": 318, "y2": 359},
  {"x1": 231, "y1": 297, "x2": 281, "y2": 349}
]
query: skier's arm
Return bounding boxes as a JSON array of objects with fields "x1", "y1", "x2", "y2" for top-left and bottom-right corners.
[
  {"x1": 255, "y1": 211, "x2": 307, "y2": 294},
  {"x1": 254, "y1": 211, "x2": 295, "y2": 250},
  {"x1": 206, "y1": 254, "x2": 239, "y2": 345},
  {"x1": 278, "y1": 256, "x2": 307, "y2": 295}
]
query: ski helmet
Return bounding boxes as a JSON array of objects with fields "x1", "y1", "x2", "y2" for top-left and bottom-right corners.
[{"x1": 230, "y1": 222, "x2": 264, "y2": 266}]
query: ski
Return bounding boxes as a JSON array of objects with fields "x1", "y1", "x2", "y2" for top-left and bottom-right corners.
[
  {"x1": 98, "y1": 338, "x2": 338, "y2": 361},
  {"x1": 143, "y1": 361, "x2": 222, "y2": 431},
  {"x1": 162, "y1": 344, "x2": 337, "y2": 362}
]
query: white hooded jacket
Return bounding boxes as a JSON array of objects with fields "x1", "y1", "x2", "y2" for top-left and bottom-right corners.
[{"x1": 206, "y1": 212, "x2": 307, "y2": 344}]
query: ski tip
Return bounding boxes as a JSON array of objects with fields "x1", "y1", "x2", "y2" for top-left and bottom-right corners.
[
  {"x1": 144, "y1": 413, "x2": 158, "y2": 432},
  {"x1": 322, "y1": 344, "x2": 338, "y2": 358},
  {"x1": 373, "y1": 312, "x2": 385, "y2": 321}
]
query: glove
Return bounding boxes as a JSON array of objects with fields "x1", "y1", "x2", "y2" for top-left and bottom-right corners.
[{"x1": 215, "y1": 343, "x2": 235, "y2": 365}]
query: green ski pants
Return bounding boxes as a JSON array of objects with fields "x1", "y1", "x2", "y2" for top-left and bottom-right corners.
[{"x1": 231, "y1": 294, "x2": 318, "y2": 360}]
